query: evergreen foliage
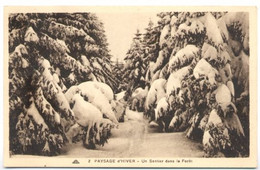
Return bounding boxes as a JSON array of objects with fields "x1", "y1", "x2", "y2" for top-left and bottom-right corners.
[{"x1": 9, "y1": 13, "x2": 118, "y2": 155}]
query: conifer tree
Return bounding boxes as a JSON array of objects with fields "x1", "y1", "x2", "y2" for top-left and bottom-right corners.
[
  {"x1": 122, "y1": 29, "x2": 146, "y2": 100},
  {"x1": 9, "y1": 13, "x2": 117, "y2": 155},
  {"x1": 136, "y1": 12, "x2": 249, "y2": 157}
]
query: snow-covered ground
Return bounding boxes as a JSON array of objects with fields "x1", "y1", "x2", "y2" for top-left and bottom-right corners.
[
  {"x1": 12, "y1": 111, "x2": 203, "y2": 158},
  {"x1": 58, "y1": 112, "x2": 204, "y2": 158}
]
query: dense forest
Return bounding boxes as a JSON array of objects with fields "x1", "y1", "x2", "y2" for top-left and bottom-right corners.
[{"x1": 9, "y1": 12, "x2": 249, "y2": 157}]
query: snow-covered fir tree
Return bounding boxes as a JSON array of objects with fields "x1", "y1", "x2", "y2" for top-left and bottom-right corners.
[
  {"x1": 142, "y1": 20, "x2": 160, "y2": 64},
  {"x1": 122, "y1": 29, "x2": 147, "y2": 103},
  {"x1": 112, "y1": 59, "x2": 125, "y2": 93},
  {"x1": 123, "y1": 21, "x2": 162, "y2": 112},
  {"x1": 124, "y1": 12, "x2": 249, "y2": 157},
  {"x1": 9, "y1": 13, "x2": 120, "y2": 155}
]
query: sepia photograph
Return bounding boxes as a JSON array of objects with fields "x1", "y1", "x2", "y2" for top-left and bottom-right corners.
[{"x1": 3, "y1": 6, "x2": 257, "y2": 168}]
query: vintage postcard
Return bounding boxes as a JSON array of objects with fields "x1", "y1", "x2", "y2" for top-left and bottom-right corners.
[{"x1": 3, "y1": 6, "x2": 257, "y2": 168}]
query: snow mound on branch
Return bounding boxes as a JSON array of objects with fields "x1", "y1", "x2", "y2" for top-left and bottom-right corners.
[
  {"x1": 12, "y1": 44, "x2": 28, "y2": 57},
  {"x1": 68, "y1": 73, "x2": 76, "y2": 84},
  {"x1": 193, "y1": 59, "x2": 218, "y2": 85},
  {"x1": 215, "y1": 84, "x2": 232, "y2": 108},
  {"x1": 159, "y1": 25, "x2": 170, "y2": 47},
  {"x1": 21, "y1": 59, "x2": 29, "y2": 69},
  {"x1": 145, "y1": 79, "x2": 167, "y2": 110},
  {"x1": 56, "y1": 39, "x2": 70, "y2": 53},
  {"x1": 168, "y1": 113, "x2": 181, "y2": 130},
  {"x1": 9, "y1": 44, "x2": 29, "y2": 69},
  {"x1": 78, "y1": 81, "x2": 114, "y2": 101},
  {"x1": 151, "y1": 70, "x2": 161, "y2": 83},
  {"x1": 49, "y1": 21, "x2": 88, "y2": 38},
  {"x1": 202, "y1": 43, "x2": 218, "y2": 61},
  {"x1": 132, "y1": 87, "x2": 148, "y2": 100},
  {"x1": 170, "y1": 16, "x2": 178, "y2": 37},
  {"x1": 203, "y1": 110, "x2": 225, "y2": 149},
  {"x1": 155, "y1": 97, "x2": 169, "y2": 120},
  {"x1": 40, "y1": 59, "x2": 55, "y2": 82},
  {"x1": 207, "y1": 109, "x2": 222, "y2": 126},
  {"x1": 149, "y1": 61, "x2": 156, "y2": 74},
  {"x1": 80, "y1": 90, "x2": 117, "y2": 123},
  {"x1": 27, "y1": 99, "x2": 48, "y2": 130},
  {"x1": 220, "y1": 50, "x2": 231, "y2": 64},
  {"x1": 153, "y1": 49, "x2": 169, "y2": 73},
  {"x1": 56, "y1": 91, "x2": 75, "y2": 116},
  {"x1": 89, "y1": 73, "x2": 97, "y2": 82},
  {"x1": 91, "y1": 58, "x2": 103, "y2": 70},
  {"x1": 9, "y1": 28, "x2": 22, "y2": 48},
  {"x1": 190, "y1": 19, "x2": 205, "y2": 34},
  {"x1": 203, "y1": 13, "x2": 223, "y2": 46},
  {"x1": 202, "y1": 130, "x2": 213, "y2": 148},
  {"x1": 24, "y1": 27, "x2": 39, "y2": 42},
  {"x1": 134, "y1": 68, "x2": 140, "y2": 77},
  {"x1": 152, "y1": 79, "x2": 167, "y2": 98},
  {"x1": 145, "y1": 89, "x2": 158, "y2": 111},
  {"x1": 168, "y1": 45, "x2": 199, "y2": 72},
  {"x1": 62, "y1": 53, "x2": 92, "y2": 76},
  {"x1": 102, "y1": 61, "x2": 112, "y2": 73},
  {"x1": 94, "y1": 82, "x2": 114, "y2": 101},
  {"x1": 226, "y1": 80, "x2": 235, "y2": 97},
  {"x1": 81, "y1": 55, "x2": 90, "y2": 67},
  {"x1": 217, "y1": 17, "x2": 229, "y2": 41},
  {"x1": 177, "y1": 23, "x2": 189, "y2": 33},
  {"x1": 198, "y1": 115, "x2": 209, "y2": 131},
  {"x1": 170, "y1": 16, "x2": 177, "y2": 26},
  {"x1": 54, "y1": 110, "x2": 61, "y2": 125},
  {"x1": 115, "y1": 91, "x2": 126, "y2": 101},
  {"x1": 85, "y1": 44, "x2": 100, "y2": 55},
  {"x1": 39, "y1": 58, "x2": 62, "y2": 90},
  {"x1": 176, "y1": 19, "x2": 204, "y2": 36},
  {"x1": 167, "y1": 66, "x2": 190, "y2": 96},
  {"x1": 71, "y1": 94, "x2": 103, "y2": 127},
  {"x1": 38, "y1": 58, "x2": 73, "y2": 118},
  {"x1": 65, "y1": 81, "x2": 118, "y2": 124},
  {"x1": 162, "y1": 15, "x2": 171, "y2": 25},
  {"x1": 65, "y1": 85, "x2": 80, "y2": 103},
  {"x1": 159, "y1": 63, "x2": 169, "y2": 79}
]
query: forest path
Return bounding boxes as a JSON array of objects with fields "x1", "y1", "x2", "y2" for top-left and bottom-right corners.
[{"x1": 59, "y1": 112, "x2": 204, "y2": 158}]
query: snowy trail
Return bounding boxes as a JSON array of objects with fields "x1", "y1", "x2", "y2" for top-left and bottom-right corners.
[{"x1": 59, "y1": 113, "x2": 204, "y2": 158}]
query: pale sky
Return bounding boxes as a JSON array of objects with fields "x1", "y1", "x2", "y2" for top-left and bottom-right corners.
[{"x1": 97, "y1": 12, "x2": 158, "y2": 62}]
